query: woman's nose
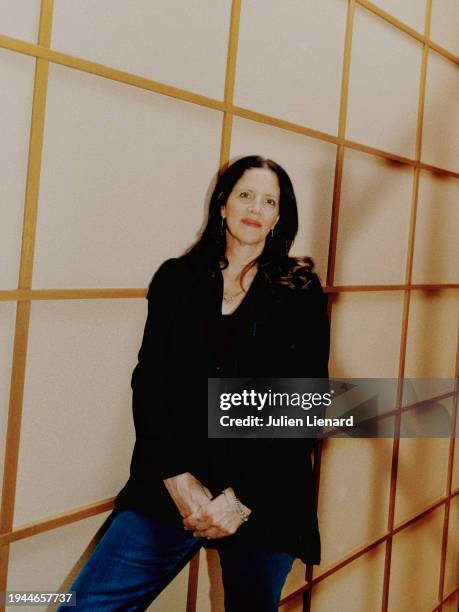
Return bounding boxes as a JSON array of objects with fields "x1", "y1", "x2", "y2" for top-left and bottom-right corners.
[{"x1": 249, "y1": 197, "x2": 262, "y2": 212}]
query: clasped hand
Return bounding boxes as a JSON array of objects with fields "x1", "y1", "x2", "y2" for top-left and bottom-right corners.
[{"x1": 163, "y1": 472, "x2": 251, "y2": 540}]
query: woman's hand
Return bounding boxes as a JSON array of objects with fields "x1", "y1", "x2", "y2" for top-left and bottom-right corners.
[
  {"x1": 163, "y1": 472, "x2": 213, "y2": 518},
  {"x1": 182, "y1": 487, "x2": 252, "y2": 539}
]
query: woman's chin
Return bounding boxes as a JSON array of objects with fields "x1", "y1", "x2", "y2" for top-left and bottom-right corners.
[{"x1": 227, "y1": 229, "x2": 267, "y2": 247}]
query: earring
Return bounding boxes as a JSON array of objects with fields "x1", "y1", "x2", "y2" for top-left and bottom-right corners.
[
  {"x1": 271, "y1": 227, "x2": 274, "y2": 238},
  {"x1": 221, "y1": 217, "x2": 225, "y2": 234}
]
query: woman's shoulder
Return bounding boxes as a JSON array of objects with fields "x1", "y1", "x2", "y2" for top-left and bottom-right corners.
[
  {"x1": 146, "y1": 257, "x2": 184, "y2": 298},
  {"x1": 147, "y1": 253, "x2": 208, "y2": 297}
]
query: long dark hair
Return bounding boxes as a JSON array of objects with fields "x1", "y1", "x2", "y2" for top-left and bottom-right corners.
[{"x1": 184, "y1": 155, "x2": 316, "y2": 290}]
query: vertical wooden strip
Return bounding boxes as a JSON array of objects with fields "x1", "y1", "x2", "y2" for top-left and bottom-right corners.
[
  {"x1": 186, "y1": 551, "x2": 200, "y2": 612},
  {"x1": 0, "y1": 1, "x2": 53, "y2": 604},
  {"x1": 219, "y1": 0, "x2": 242, "y2": 172},
  {"x1": 381, "y1": 2, "x2": 432, "y2": 611},
  {"x1": 305, "y1": 2, "x2": 356, "y2": 611},
  {"x1": 337, "y1": 0, "x2": 356, "y2": 141},
  {"x1": 437, "y1": 328, "x2": 459, "y2": 610},
  {"x1": 434, "y1": 0, "x2": 455, "y2": 606},
  {"x1": 326, "y1": 145, "x2": 345, "y2": 290},
  {"x1": 326, "y1": 0, "x2": 356, "y2": 286}
]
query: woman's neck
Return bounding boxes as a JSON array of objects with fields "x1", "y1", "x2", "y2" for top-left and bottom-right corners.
[{"x1": 224, "y1": 239, "x2": 263, "y2": 276}]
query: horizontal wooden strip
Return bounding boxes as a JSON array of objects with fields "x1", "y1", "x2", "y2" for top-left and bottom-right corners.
[
  {"x1": 324, "y1": 389, "x2": 456, "y2": 439},
  {"x1": 232, "y1": 107, "x2": 459, "y2": 178},
  {"x1": 2, "y1": 482, "x2": 457, "y2": 559},
  {"x1": 357, "y1": 0, "x2": 426, "y2": 45},
  {"x1": 429, "y1": 40, "x2": 459, "y2": 66},
  {"x1": 0, "y1": 497, "x2": 115, "y2": 545},
  {"x1": 232, "y1": 105, "x2": 337, "y2": 145},
  {"x1": 0, "y1": 34, "x2": 227, "y2": 114},
  {"x1": 344, "y1": 138, "x2": 459, "y2": 178},
  {"x1": 329, "y1": 284, "x2": 459, "y2": 293},
  {"x1": 281, "y1": 488, "x2": 459, "y2": 605},
  {"x1": 0, "y1": 284, "x2": 457, "y2": 302},
  {"x1": 0, "y1": 288, "x2": 147, "y2": 301},
  {"x1": 1, "y1": 36, "x2": 458, "y2": 181},
  {"x1": 357, "y1": 0, "x2": 459, "y2": 67}
]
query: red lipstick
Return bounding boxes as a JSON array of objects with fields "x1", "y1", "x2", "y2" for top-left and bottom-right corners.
[{"x1": 242, "y1": 219, "x2": 262, "y2": 227}]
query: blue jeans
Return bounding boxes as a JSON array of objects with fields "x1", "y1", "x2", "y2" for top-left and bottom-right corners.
[{"x1": 58, "y1": 509, "x2": 294, "y2": 611}]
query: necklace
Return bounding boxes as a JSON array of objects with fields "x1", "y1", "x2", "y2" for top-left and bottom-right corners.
[
  {"x1": 222, "y1": 267, "x2": 257, "y2": 303},
  {"x1": 223, "y1": 289, "x2": 245, "y2": 303}
]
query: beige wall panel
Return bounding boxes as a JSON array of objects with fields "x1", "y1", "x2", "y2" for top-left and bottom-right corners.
[
  {"x1": 330, "y1": 292, "x2": 404, "y2": 378},
  {"x1": 33, "y1": 63, "x2": 222, "y2": 289},
  {"x1": 334, "y1": 148, "x2": 413, "y2": 285},
  {"x1": 316, "y1": 438, "x2": 393, "y2": 568},
  {"x1": 311, "y1": 543, "x2": 385, "y2": 612},
  {"x1": 0, "y1": 0, "x2": 40, "y2": 42},
  {"x1": 388, "y1": 506, "x2": 443, "y2": 612},
  {"x1": 235, "y1": 0, "x2": 347, "y2": 135},
  {"x1": 51, "y1": 0, "x2": 231, "y2": 100},
  {"x1": 431, "y1": 0, "x2": 459, "y2": 57},
  {"x1": 347, "y1": 7, "x2": 422, "y2": 158},
  {"x1": 230, "y1": 117, "x2": 337, "y2": 280},
  {"x1": 7, "y1": 511, "x2": 111, "y2": 608},
  {"x1": 0, "y1": 49, "x2": 35, "y2": 289},
  {"x1": 13, "y1": 298, "x2": 147, "y2": 526},
  {"x1": 0, "y1": 302, "x2": 16, "y2": 508},
  {"x1": 146, "y1": 558, "x2": 190, "y2": 611},
  {"x1": 422, "y1": 50, "x2": 459, "y2": 173},
  {"x1": 444, "y1": 495, "x2": 458, "y2": 597},
  {"x1": 404, "y1": 290, "x2": 459, "y2": 378},
  {"x1": 412, "y1": 173, "x2": 459, "y2": 285},
  {"x1": 394, "y1": 436, "x2": 450, "y2": 525},
  {"x1": 366, "y1": 0, "x2": 426, "y2": 33}
]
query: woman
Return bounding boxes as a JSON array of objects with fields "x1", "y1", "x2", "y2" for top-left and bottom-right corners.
[{"x1": 60, "y1": 155, "x2": 330, "y2": 611}]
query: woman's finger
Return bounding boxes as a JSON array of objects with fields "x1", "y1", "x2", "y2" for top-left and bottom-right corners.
[{"x1": 193, "y1": 527, "x2": 220, "y2": 539}]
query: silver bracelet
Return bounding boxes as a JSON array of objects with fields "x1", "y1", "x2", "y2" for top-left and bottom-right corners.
[{"x1": 223, "y1": 488, "x2": 250, "y2": 522}]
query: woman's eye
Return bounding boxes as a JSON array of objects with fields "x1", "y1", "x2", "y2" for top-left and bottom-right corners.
[
  {"x1": 239, "y1": 191, "x2": 249, "y2": 198},
  {"x1": 266, "y1": 199, "x2": 277, "y2": 206}
]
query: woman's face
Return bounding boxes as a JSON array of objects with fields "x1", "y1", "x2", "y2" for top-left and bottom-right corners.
[{"x1": 221, "y1": 167, "x2": 280, "y2": 247}]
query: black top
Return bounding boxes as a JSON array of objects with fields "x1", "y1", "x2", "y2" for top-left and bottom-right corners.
[
  {"x1": 217, "y1": 283, "x2": 254, "y2": 375},
  {"x1": 114, "y1": 255, "x2": 329, "y2": 564},
  {"x1": 217, "y1": 311, "x2": 239, "y2": 373}
]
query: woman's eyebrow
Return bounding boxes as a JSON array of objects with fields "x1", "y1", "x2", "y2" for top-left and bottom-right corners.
[{"x1": 238, "y1": 187, "x2": 278, "y2": 198}]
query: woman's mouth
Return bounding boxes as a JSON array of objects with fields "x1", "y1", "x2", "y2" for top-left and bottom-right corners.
[{"x1": 242, "y1": 219, "x2": 262, "y2": 228}]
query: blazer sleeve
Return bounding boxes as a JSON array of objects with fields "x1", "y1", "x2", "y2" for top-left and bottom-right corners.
[{"x1": 130, "y1": 257, "x2": 207, "y2": 481}]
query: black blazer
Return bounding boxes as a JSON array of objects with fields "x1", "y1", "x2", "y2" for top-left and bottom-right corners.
[{"x1": 115, "y1": 251, "x2": 330, "y2": 564}]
